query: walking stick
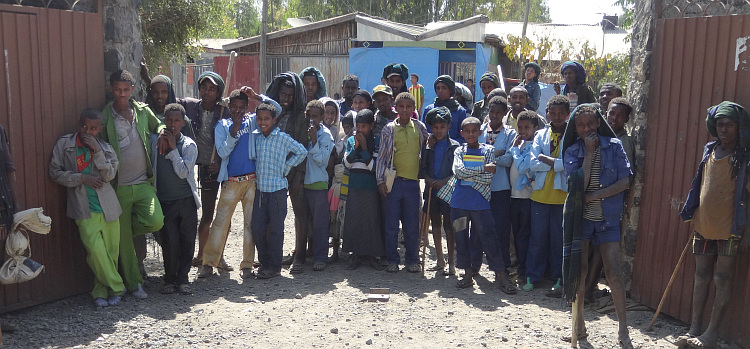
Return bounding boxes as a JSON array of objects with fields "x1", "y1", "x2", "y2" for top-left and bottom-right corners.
[
  {"x1": 210, "y1": 51, "x2": 238, "y2": 164},
  {"x1": 421, "y1": 188, "x2": 432, "y2": 277},
  {"x1": 648, "y1": 236, "x2": 692, "y2": 330}
]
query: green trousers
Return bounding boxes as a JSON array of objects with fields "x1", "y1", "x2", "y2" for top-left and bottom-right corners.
[
  {"x1": 116, "y1": 182, "x2": 164, "y2": 291},
  {"x1": 76, "y1": 213, "x2": 125, "y2": 299}
]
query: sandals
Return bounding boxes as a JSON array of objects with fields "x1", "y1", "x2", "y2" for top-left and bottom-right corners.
[
  {"x1": 498, "y1": 277, "x2": 517, "y2": 295},
  {"x1": 406, "y1": 264, "x2": 422, "y2": 273},
  {"x1": 427, "y1": 263, "x2": 446, "y2": 272},
  {"x1": 256, "y1": 269, "x2": 280, "y2": 279},
  {"x1": 385, "y1": 264, "x2": 399, "y2": 273},
  {"x1": 456, "y1": 277, "x2": 475, "y2": 289},
  {"x1": 673, "y1": 334, "x2": 696, "y2": 347},
  {"x1": 160, "y1": 283, "x2": 176, "y2": 294},
  {"x1": 561, "y1": 331, "x2": 589, "y2": 342},
  {"x1": 191, "y1": 257, "x2": 202, "y2": 267},
  {"x1": 686, "y1": 336, "x2": 712, "y2": 349},
  {"x1": 313, "y1": 262, "x2": 326, "y2": 271},
  {"x1": 217, "y1": 258, "x2": 234, "y2": 271},
  {"x1": 290, "y1": 262, "x2": 304, "y2": 274},
  {"x1": 443, "y1": 266, "x2": 456, "y2": 276},
  {"x1": 177, "y1": 284, "x2": 193, "y2": 295},
  {"x1": 619, "y1": 335, "x2": 635, "y2": 349}
]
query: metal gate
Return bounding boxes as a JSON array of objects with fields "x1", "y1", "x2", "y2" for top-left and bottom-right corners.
[
  {"x1": 631, "y1": 10, "x2": 750, "y2": 346},
  {"x1": 0, "y1": 3, "x2": 104, "y2": 312}
]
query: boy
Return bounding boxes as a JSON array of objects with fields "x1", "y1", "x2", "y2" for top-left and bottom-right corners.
[
  {"x1": 598, "y1": 83, "x2": 623, "y2": 113},
  {"x1": 372, "y1": 85, "x2": 397, "y2": 142},
  {"x1": 177, "y1": 71, "x2": 232, "y2": 271},
  {"x1": 296, "y1": 100, "x2": 333, "y2": 272},
  {"x1": 479, "y1": 96, "x2": 517, "y2": 278},
  {"x1": 508, "y1": 111, "x2": 542, "y2": 280},
  {"x1": 523, "y1": 95, "x2": 570, "y2": 294},
  {"x1": 383, "y1": 63, "x2": 409, "y2": 95},
  {"x1": 436, "y1": 117, "x2": 515, "y2": 293},
  {"x1": 300, "y1": 67, "x2": 327, "y2": 103},
  {"x1": 505, "y1": 86, "x2": 532, "y2": 131},
  {"x1": 471, "y1": 72, "x2": 501, "y2": 121},
  {"x1": 606, "y1": 97, "x2": 635, "y2": 167},
  {"x1": 100, "y1": 69, "x2": 165, "y2": 299},
  {"x1": 266, "y1": 73, "x2": 310, "y2": 266},
  {"x1": 252, "y1": 102, "x2": 307, "y2": 279},
  {"x1": 420, "y1": 106, "x2": 459, "y2": 275},
  {"x1": 677, "y1": 102, "x2": 750, "y2": 349},
  {"x1": 562, "y1": 104, "x2": 632, "y2": 348},
  {"x1": 376, "y1": 93, "x2": 429, "y2": 273},
  {"x1": 152, "y1": 104, "x2": 200, "y2": 295},
  {"x1": 338, "y1": 74, "x2": 359, "y2": 117},
  {"x1": 50, "y1": 109, "x2": 125, "y2": 307},
  {"x1": 409, "y1": 73, "x2": 425, "y2": 117},
  {"x1": 199, "y1": 88, "x2": 281, "y2": 279},
  {"x1": 423, "y1": 75, "x2": 468, "y2": 143}
]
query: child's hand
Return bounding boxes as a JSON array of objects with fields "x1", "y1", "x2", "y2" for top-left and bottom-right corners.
[
  {"x1": 584, "y1": 132, "x2": 598, "y2": 151},
  {"x1": 427, "y1": 134, "x2": 437, "y2": 149},
  {"x1": 355, "y1": 133, "x2": 367, "y2": 150},
  {"x1": 165, "y1": 130, "x2": 177, "y2": 151},
  {"x1": 308, "y1": 125, "x2": 318, "y2": 145},
  {"x1": 484, "y1": 163, "x2": 496, "y2": 174},
  {"x1": 82, "y1": 174, "x2": 104, "y2": 189},
  {"x1": 241, "y1": 86, "x2": 260, "y2": 101},
  {"x1": 378, "y1": 182, "x2": 389, "y2": 197},
  {"x1": 80, "y1": 133, "x2": 101, "y2": 153},
  {"x1": 512, "y1": 134, "x2": 524, "y2": 147},
  {"x1": 553, "y1": 82, "x2": 561, "y2": 95}
]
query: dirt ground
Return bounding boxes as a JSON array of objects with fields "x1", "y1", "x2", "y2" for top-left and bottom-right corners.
[{"x1": 0, "y1": 197, "x2": 735, "y2": 349}]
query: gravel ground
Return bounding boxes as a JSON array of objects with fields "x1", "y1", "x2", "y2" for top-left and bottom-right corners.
[{"x1": 0, "y1": 197, "x2": 731, "y2": 349}]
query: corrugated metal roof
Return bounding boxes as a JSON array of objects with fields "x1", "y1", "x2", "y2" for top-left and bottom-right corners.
[{"x1": 485, "y1": 22, "x2": 631, "y2": 58}]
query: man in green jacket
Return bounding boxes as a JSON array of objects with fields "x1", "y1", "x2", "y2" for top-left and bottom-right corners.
[{"x1": 99, "y1": 69, "x2": 165, "y2": 299}]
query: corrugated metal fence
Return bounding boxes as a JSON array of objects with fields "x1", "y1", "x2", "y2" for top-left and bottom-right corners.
[
  {"x1": 0, "y1": 4, "x2": 104, "y2": 312},
  {"x1": 631, "y1": 14, "x2": 750, "y2": 346}
]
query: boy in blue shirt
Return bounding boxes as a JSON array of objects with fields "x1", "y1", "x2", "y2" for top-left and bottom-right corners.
[
  {"x1": 479, "y1": 96, "x2": 516, "y2": 276},
  {"x1": 153, "y1": 104, "x2": 200, "y2": 295},
  {"x1": 420, "y1": 106, "x2": 459, "y2": 275},
  {"x1": 252, "y1": 103, "x2": 307, "y2": 279},
  {"x1": 198, "y1": 88, "x2": 281, "y2": 279},
  {"x1": 293, "y1": 100, "x2": 333, "y2": 273},
  {"x1": 437, "y1": 117, "x2": 516, "y2": 294}
]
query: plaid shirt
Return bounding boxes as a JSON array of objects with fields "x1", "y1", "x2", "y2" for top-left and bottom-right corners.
[
  {"x1": 375, "y1": 119, "x2": 429, "y2": 184},
  {"x1": 437, "y1": 144, "x2": 495, "y2": 203},
  {"x1": 253, "y1": 127, "x2": 307, "y2": 192}
]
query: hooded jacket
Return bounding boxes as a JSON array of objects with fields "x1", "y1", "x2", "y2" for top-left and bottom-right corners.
[{"x1": 300, "y1": 67, "x2": 327, "y2": 101}]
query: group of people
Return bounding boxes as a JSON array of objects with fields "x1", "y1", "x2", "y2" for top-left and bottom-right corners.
[{"x1": 0, "y1": 58, "x2": 737, "y2": 349}]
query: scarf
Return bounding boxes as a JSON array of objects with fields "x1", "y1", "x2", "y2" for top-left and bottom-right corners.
[
  {"x1": 197, "y1": 71, "x2": 226, "y2": 98},
  {"x1": 479, "y1": 71, "x2": 500, "y2": 89},
  {"x1": 560, "y1": 61, "x2": 587, "y2": 86},
  {"x1": 434, "y1": 75, "x2": 456, "y2": 95},
  {"x1": 300, "y1": 67, "x2": 328, "y2": 100},
  {"x1": 145, "y1": 75, "x2": 177, "y2": 114},
  {"x1": 562, "y1": 168, "x2": 584, "y2": 303}
]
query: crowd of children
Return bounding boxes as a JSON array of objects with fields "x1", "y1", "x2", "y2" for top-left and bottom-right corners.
[{"x1": 40, "y1": 59, "x2": 695, "y2": 349}]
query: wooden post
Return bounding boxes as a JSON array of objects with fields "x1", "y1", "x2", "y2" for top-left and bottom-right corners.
[{"x1": 259, "y1": 0, "x2": 268, "y2": 91}]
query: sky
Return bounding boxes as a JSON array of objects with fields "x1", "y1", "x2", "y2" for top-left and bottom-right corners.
[{"x1": 547, "y1": 0, "x2": 623, "y2": 24}]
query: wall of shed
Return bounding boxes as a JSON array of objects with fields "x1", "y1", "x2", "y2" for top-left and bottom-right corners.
[{"x1": 0, "y1": 4, "x2": 104, "y2": 312}]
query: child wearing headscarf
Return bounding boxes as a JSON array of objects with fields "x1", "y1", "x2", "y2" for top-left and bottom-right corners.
[
  {"x1": 557, "y1": 61, "x2": 596, "y2": 108},
  {"x1": 423, "y1": 75, "x2": 468, "y2": 143}
]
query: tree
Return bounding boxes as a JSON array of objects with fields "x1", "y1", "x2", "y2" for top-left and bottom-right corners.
[{"x1": 235, "y1": 0, "x2": 262, "y2": 37}]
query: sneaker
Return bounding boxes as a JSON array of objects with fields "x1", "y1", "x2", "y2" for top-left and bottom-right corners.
[
  {"x1": 132, "y1": 283, "x2": 148, "y2": 300},
  {"x1": 197, "y1": 265, "x2": 213, "y2": 278},
  {"x1": 522, "y1": 277, "x2": 534, "y2": 291},
  {"x1": 177, "y1": 284, "x2": 193, "y2": 295},
  {"x1": 107, "y1": 295, "x2": 122, "y2": 306},
  {"x1": 95, "y1": 297, "x2": 109, "y2": 307}
]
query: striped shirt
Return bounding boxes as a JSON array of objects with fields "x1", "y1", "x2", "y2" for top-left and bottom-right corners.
[
  {"x1": 583, "y1": 146, "x2": 604, "y2": 221},
  {"x1": 409, "y1": 84, "x2": 425, "y2": 113},
  {"x1": 253, "y1": 127, "x2": 307, "y2": 192}
]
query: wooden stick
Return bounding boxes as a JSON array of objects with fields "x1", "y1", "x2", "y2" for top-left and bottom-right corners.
[
  {"x1": 571, "y1": 298, "x2": 579, "y2": 347},
  {"x1": 209, "y1": 51, "x2": 238, "y2": 164},
  {"x1": 421, "y1": 188, "x2": 432, "y2": 277},
  {"x1": 648, "y1": 236, "x2": 692, "y2": 331}
]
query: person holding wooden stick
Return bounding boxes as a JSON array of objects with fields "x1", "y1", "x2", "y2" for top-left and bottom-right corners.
[
  {"x1": 562, "y1": 104, "x2": 632, "y2": 348},
  {"x1": 675, "y1": 101, "x2": 750, "y2": 349}
]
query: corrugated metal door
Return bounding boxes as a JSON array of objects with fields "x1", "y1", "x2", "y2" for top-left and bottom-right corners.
[
  {"x1": 632, "y1": 15, "x2": 750, "y2": 346},
  {"x1": 290, "y1": 56, "x2": 349, "y2": 99},
  {"x1": 0, "y1": 4, "x2": 104, "y2": 312}
]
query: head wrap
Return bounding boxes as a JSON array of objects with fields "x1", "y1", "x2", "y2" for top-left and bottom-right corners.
[
  {"x1": 300, "y1": 67, "x2": 328, "y2": 100},
  {"x1": 266, "y1": 72, "x2": 306, "y2": 113},
  {"x1": 434, "y1": 75, "x2": 456, "y2": 95},
  {"x1": 319, "y1": 96, "x2": 342, "y2": 141},
  {"x1": 197, "y1": 71, "x2": 226, "y2": 98},
  {"x1": 524, "y1": 62, "x2": 541, "y2": 83},
  {"x1": 479, "y1": 71, "x2": 500, "y2": 88},
  {"x1": 454, "y1": 82, "x2": 473, "y2": 109},
  {"x1": 424, "y1": 106, "x2": 452, "y2": 126},
  {"x1": 560, "y1": 61, "x2": 587, "y2": 86},
  {"x1": 382, "y1": 63, "x2": 409, "y2": 81},
  {"x1": 706, "y1": 101, "x2": 749, "y2": 139},
  {"x1": 561, "y1": 103, "x2": 617, "y2": 154},
  {"x1": 145, "y1": 75, "x2": 177, "y2": 112}
]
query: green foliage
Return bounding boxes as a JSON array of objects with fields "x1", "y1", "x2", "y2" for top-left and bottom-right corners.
[
  {"x1": 235, "y1": 0, "x2": 262, "y2": 37},
  {"x1": 614, "y1": 0, "x2": 634, "y2": 29}
]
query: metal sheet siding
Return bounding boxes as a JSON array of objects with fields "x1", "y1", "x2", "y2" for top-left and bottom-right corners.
[
  {"x1": 632, "y1": 15, "x2": 750, "y2": 346},
  {"x1": 0, "y1": 4, "x2": 104, "y2": 312},
  {"x1": 289, "y1": 56, "x2": 349, "y2": 100}
]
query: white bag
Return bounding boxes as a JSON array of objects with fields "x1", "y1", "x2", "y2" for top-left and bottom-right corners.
[
  {"x1": 384, "y1": 144, "x2": 397, "y2": 193},
  {"x1": 0, "y1": 230, "x2": 44, "y2": 285}
]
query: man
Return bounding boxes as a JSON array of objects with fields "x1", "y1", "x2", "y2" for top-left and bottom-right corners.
[
  {"x1": 338, "y1": 74, "x2": 359, "y2": 117},
  {"x1": 383, "y1": 63, "x2": 409, "y2": 96},
  {"x1": 409, "y1": 73, "x2": 425, "y2": 117},
  {"x1": 598, "y1": 83, "x2": 623, "y2": 113},
  {"x1": 300, "y1": 67, "x2": 327, "y2": 103}
]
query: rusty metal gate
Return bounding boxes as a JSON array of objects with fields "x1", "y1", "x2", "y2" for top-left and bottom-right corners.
[
  {"x1": 631, "y1": 7, "x2": 750, "y2": 346},
  {"x1": 0, "y1": 3, "x2": 104, "y2": 312}
]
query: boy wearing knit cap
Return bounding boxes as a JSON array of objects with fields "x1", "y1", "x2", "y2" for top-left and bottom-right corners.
[
  {"x1": 676, "y1": 102, "x2": 750, "y2": 349},
  {"x1": 383, "y1": 63, "x2": 409, "y2": 95},
  {"x1": 423, "y1": 75, "x2": 468, "y2": 144},
  {"x1": 471, "y1": 72, "x2": 501, "y2": 122}
]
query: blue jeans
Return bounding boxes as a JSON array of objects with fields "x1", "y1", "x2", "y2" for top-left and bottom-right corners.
[
  {"x1": 490, "y1": 190, "x2": 512, "y2": 269},
  {"x1": 526, "y1": 201, "x2": 563, "y2": 283},
  {"x1": 305, "y1": 188, "x2": 330, "y2": 263},
  {"x1": 252, "y1": 189, "x2": 288, "y2": 273},
  {"x1": 451, "y1": 208, "x2": 505, "y2": 272},
  {"x1": 384, "y1": 177, "x2": 420, "y2": 265},
  {"x1": 510, "y1": 198, "x2": 532, "y2": 278}
]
